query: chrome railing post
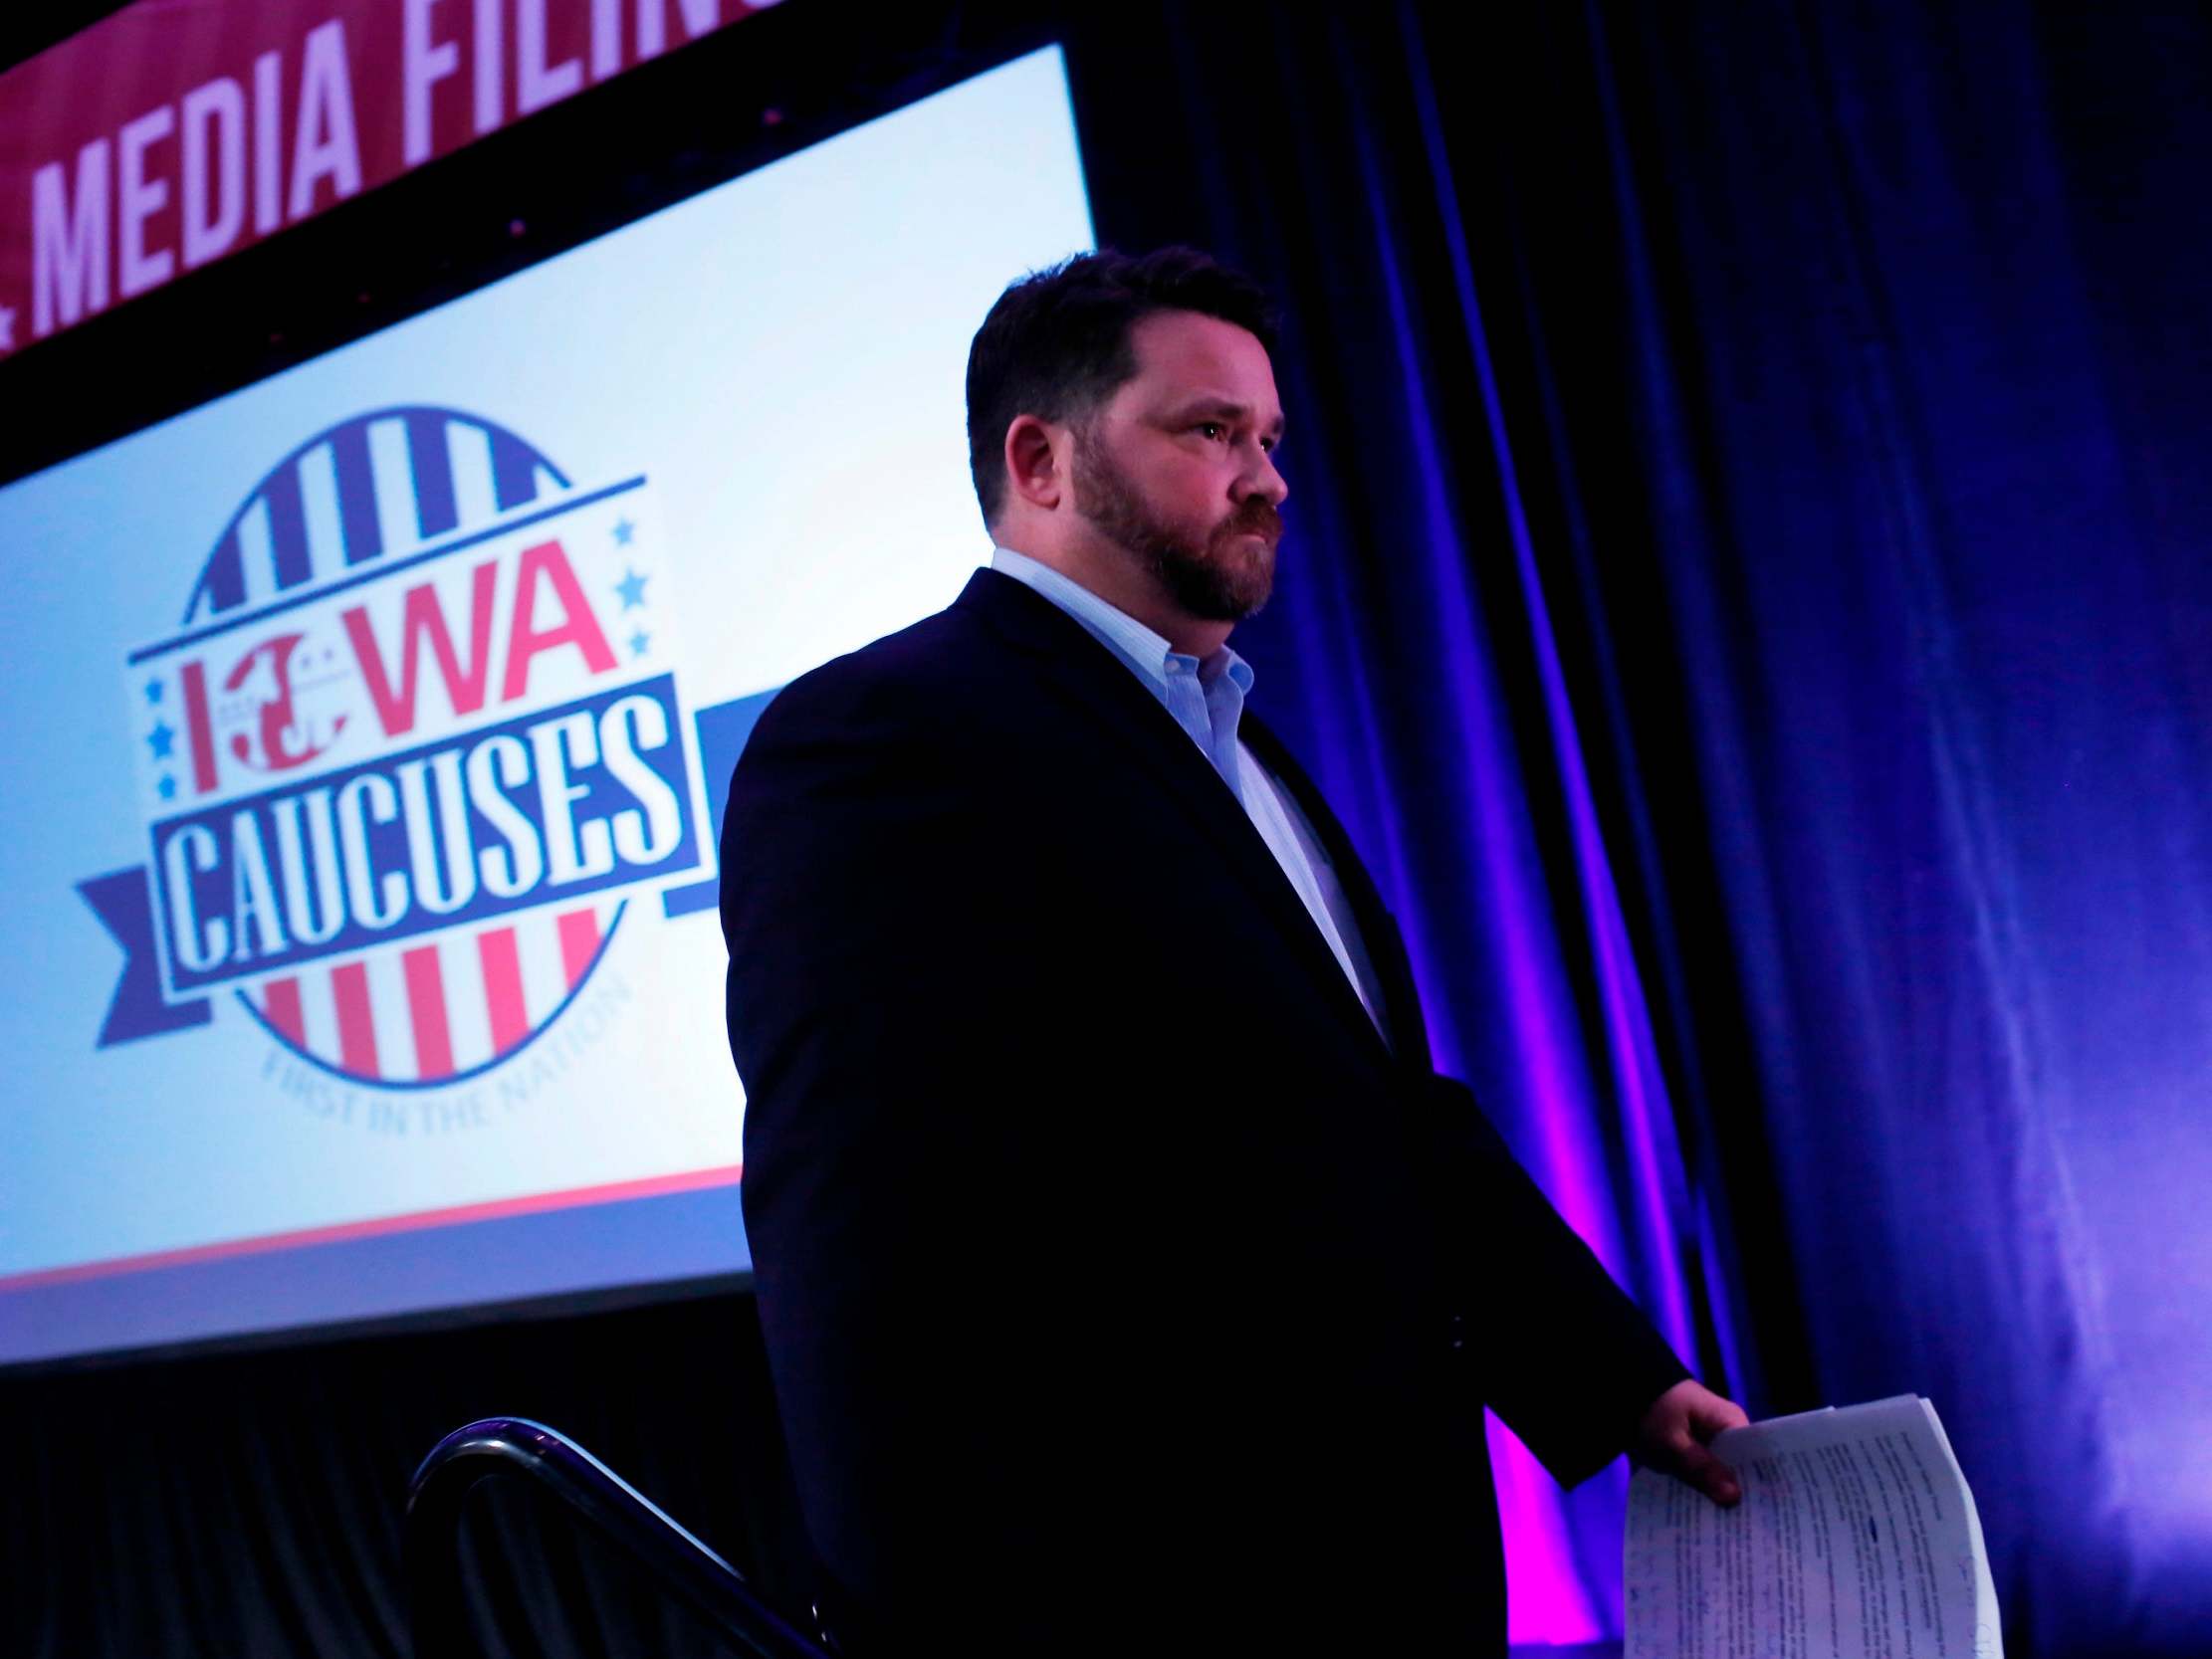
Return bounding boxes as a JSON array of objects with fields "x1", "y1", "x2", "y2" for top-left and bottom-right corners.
[{"x1": 405, "y1": 1416, "x2": 830, "y2": 1659}]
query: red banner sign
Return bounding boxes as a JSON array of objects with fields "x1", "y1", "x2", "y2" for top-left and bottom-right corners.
[{"x1": 0, "y1": 0, "x2": 781, "y2": 360}]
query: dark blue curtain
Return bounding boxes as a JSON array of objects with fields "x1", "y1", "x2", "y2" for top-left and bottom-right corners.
[
  {"x1": 1587, "y1": 5, "x2": 2212, "y2": 1651},
  {"x1": 1075, "y1": 3, "x2": 2212, "y2": 1652}
]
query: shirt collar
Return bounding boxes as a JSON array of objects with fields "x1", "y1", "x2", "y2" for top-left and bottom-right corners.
[{"x1": 990, "y1": 545, "x2": 1254, "y2": 698}]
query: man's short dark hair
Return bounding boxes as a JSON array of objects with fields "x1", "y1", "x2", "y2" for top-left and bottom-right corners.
[{"x1": 965, "y1": 246, "x2": 1279, "y2": 525}]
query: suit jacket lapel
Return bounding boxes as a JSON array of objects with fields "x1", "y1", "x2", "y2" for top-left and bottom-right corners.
[
  {"x1": 959, "y1": 568, "x2": 1391, "y2": 1060},
  {"x1": 1238, "y1": 714, "x2": 1434, "y2": 1073}
]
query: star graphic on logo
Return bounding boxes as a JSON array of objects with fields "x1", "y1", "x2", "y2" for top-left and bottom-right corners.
[
  {"x1": 628, "y1": 629, "x2": 651, "y2": 659},
  {"x1": 0, "y1": 305, "x2": 15, "y2": 354},
  {"x1": 611, "y1": 516, "x2": 635, "y2": 546},
  {"x1": 614, "y1": 567, "x2": 649, "y2": 610},
  {"x1": 156, "y1": 774, "x2": 177, "y2": 801},
  {"x1": 143, "y1": 679, "x2": 164, "y2": 705},
  {"x1": 146, "y1": 720, "x2": 176, "y2": 760}
]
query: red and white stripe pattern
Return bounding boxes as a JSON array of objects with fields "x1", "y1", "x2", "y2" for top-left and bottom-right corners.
[{"x1": 242, "y1": 899, "x2": 621, "y2": 1083}]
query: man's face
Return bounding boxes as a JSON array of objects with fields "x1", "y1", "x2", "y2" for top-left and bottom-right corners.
[{"x1": 1071, "y1": 310, "x2": 1289, "y2": 624}]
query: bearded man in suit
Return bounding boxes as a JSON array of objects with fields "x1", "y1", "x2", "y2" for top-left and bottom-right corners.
[{"x1": 721, "y1": 247, "x2": 1745, "y2": 1657}]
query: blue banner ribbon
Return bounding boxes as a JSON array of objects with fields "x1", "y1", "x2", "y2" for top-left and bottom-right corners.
[{"x1": 78, "y1": 866, "x2": 212, "y2": 1047}]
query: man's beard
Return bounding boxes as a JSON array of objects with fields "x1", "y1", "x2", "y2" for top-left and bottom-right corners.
[{"x1": 1072, "y1": 424, "x2": 1280, "y2": 623}]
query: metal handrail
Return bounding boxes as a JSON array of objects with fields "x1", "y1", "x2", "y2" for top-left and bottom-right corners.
[{"x1": 405, "y1": 1415, "x2": 833, "y2": 1659}]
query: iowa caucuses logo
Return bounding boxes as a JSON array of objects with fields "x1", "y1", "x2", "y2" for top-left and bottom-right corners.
[{"x1": 79, "y1": 407, "x2": 738, "y2": 1088}]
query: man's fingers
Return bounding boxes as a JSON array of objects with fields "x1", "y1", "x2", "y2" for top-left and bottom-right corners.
[
  {"x1": 1694, "y1": 1397, "x2": 1752, "y2": 1438},
  {"x1": 1637, "y1": 1379, "x2": 1751, "y2": 1506},
  {"x1": 1673, "y1": 1437, "x2": 1743, "y2": 1507}
]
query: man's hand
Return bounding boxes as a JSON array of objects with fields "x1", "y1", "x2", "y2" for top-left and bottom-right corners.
[{"x1": 1637, "y1": 1378, "x2": 1751, "y2": 1507}]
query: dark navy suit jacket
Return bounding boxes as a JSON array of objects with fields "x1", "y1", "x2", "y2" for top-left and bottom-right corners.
[{"x1": 720, "y1": 567, "x2": 1685, "y2": 1656}]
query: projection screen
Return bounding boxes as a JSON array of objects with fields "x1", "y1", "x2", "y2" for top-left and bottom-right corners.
[{"x1": 0, "y1": 46, "x2": 1095, "y2": 1367}]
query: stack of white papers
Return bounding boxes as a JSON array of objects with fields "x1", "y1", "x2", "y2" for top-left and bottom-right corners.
[{"x1": 1625, "y1": 1395, "x2": 2001, "y2": 1658}]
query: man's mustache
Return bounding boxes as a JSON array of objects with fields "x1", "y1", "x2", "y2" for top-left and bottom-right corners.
[{"x1": 1218, "y1": 501, "x2": 1284, "y2": 548}]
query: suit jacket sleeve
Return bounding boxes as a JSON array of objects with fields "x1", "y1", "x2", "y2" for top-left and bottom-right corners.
[
  {"x1": 1244, "y1": 716, "x2": 1690, "y2": 1484},
  {"x1": 1422, "y1": 1070, "x2": 1690, "y2": 1488}
]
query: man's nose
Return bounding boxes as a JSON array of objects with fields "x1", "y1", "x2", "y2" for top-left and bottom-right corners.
[{"x1": 1240, "y1": 441, "x2": 1288, "y2": 507}]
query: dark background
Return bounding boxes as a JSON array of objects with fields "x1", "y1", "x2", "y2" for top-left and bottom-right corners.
[{"x1": 7, "y1": 2, "x2": 2210, "y2": 1653}]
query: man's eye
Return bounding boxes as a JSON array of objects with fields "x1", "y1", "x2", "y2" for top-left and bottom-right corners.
[{"x1": 1196, "y1": 422, "x2": 1226, "y2": 441}]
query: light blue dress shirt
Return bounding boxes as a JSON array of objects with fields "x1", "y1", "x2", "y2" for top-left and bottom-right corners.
[{"x1": 991, "y1": 547, "x2": 1392, "y2": 1043}]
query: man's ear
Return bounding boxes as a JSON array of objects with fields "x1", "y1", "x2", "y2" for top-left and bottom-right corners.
[{"x1": 1003, "y1": 414, "x2": 1065, "y2": 513}]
